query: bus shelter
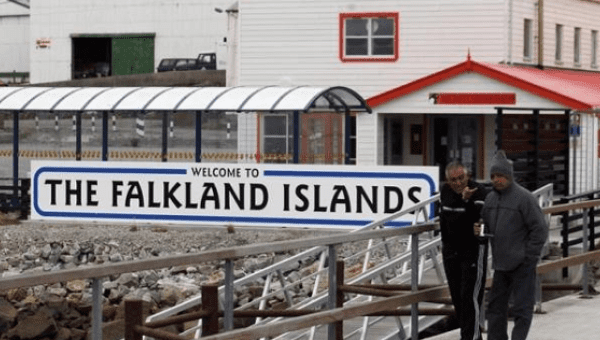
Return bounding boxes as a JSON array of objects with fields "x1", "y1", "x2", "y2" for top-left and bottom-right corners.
[{"x1": 0, "y1": 86, "x2": 372, "y2": 213}]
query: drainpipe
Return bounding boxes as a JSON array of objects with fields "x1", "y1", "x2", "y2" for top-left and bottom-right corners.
[{"x1": 537, "y1": 0, "x2": 544, "y2": 68}]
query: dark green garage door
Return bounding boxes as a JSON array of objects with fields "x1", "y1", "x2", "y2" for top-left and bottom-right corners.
[{"x1": 112, "y1": 35, "x2": 155, "y2": 76}]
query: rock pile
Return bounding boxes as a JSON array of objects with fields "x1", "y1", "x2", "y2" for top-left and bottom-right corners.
[{"x1": 0, "y1": 222, "x2": 345, "y2": 340}]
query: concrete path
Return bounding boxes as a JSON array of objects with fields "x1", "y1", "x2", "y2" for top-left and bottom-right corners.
[{"x1": 428, "y1": 287, "x2": 600, "y2": 340}]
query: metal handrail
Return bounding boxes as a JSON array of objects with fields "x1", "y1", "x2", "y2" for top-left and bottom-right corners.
[{"x1": 2, "y1": 183, "x2": 587, "y2": 340}]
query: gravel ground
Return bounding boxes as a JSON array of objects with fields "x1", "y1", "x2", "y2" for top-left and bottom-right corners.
[{"x1": 0, "y1": 219, "x2": 347, "y2": 261}]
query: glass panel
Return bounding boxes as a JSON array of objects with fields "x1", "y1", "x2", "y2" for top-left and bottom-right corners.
[
  {"x1": 524, "y1": 19, "x2": 532, "y2": 58},
  {"x1": 346, "y1": 38, "x2": 368, "y2": 55},
  {"x1": 346, "y1": 18, "x2": 368, "y2": 36},
  {"x1": 372, "y1": 38, "x2": 394, "y2": 55},
  {"x1": 555, "y1": 25, "x2": 562, "y2": 61},
  {"x1": 264, "y1": 138, "x2": 287, "y2": 154},
  {"x1": 264, "y1": 116, "x2": 286, "y2": 135},
  {"x1": 372, "y1": 18, "x2": 394, "y2": 36}
]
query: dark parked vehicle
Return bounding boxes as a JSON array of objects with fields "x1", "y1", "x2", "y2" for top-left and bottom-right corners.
[{"x1": 157, "y1": 53, "x2": 219, "y2": 72}]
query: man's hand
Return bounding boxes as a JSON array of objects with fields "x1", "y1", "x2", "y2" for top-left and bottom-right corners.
[
  {"x1": 473, "y1": 222, "x2": 482, "y2": 236},
  {"x1": 462, "y1": 186, "x2": 477, "y2": 201}
]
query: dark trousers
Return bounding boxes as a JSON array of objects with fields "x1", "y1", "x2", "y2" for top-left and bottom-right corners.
[
  {"x1": 487, "y1": 260, "x2": 538, "y2": 340},
  {"x1": 443, "y1": 245, "x2": 488, "y2": 340}
]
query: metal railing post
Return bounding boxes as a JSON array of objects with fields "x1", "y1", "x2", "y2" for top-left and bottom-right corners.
[
  {"x1": 335, "y1": 260, "x2": 345, "y2": 340},
  {"x1": 582, "y1": 208, "x2": 590, "y2": 297},
  {"x1": 91, "y1": 278, "x2": 103, "y2": 340},
  {"x1": 561, "y1": 197, "x2": 569, "y2": 278},
  {"x1": 327, "y1": 244, "x2": 337, "y2": 340},
  {"x1": 411, "y1": 232, "x2": 419, "y2": 340},
  {"x1": 224, "y1": 259, "x2": 234, "y2": 331}
]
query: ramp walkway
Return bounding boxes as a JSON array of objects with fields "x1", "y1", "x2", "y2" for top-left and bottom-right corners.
[{"x1": 429, "y1": 285, "x2": 600, "y2": 340}]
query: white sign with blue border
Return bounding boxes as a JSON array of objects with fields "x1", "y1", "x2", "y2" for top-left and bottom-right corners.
[{"x1": 31, "y1": 161, "x2": 438, "y2": 228}]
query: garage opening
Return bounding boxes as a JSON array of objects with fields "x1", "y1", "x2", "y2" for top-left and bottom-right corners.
[
  {"x1": 71, "y1": 33, "x2": 155, "y2": 80},
  {"x1": 72, "y1": 37, "x2": 111, "y2": 79}
]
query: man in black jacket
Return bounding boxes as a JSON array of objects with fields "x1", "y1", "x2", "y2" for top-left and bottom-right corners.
[{"x1": 440, "y1": 162, "x2": 488, "y2": 340}]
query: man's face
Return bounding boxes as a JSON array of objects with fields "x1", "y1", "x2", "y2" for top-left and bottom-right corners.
[
  {"x1": 447, "y1": 167, "x2": 468, "y2": 194},
  {"x1": 491, "y1": 173, "x2": 511, "y2": 191}
]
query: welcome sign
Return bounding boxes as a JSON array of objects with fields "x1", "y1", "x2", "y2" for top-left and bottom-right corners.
[{"x1": 31, "y1": 161, "x2": 438, "y2": 228}]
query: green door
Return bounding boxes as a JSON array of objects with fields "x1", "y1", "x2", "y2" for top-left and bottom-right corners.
[{"x1": 112, "y1": 36, "x2": 155, "y2": 75}]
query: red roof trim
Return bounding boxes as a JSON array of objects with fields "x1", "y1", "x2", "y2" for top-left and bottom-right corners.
[{"x1": 367, "y1": 58, "x2": 593, "y2": 110}]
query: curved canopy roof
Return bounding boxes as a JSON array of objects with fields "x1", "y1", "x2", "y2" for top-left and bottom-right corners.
[{"x1": 0, "y1": 86, "x2": 371, "y2": 113}]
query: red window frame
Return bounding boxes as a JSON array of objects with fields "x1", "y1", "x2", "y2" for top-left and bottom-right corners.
[{"x1": 339, "y1": 12, "x2": 399, "y2": 63}]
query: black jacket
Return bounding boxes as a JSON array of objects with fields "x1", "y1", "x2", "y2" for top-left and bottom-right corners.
[{"x1": 439, "y1": 180, "x2": 488, "y2": 259}]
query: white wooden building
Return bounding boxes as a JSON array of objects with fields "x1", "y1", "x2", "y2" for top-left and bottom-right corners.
[
  {"x1": 234, "y1": 0, "x2": 600, "y2": 195},
  {"x1": 0, "y1": 0, "x2": 29, "y2": 84}
]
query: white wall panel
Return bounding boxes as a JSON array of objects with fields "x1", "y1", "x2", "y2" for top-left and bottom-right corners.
[{"x1": 0, "y1": 15, "x2": 29, "y2": 78}]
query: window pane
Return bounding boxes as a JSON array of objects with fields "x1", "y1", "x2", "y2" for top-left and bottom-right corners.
[
  {"x1": 372, "y1": 18, "x2": 394, "y2": 36},
  {"x1": 593, "y1": 30, "x2": 598, "y2": 66},
  {"x1": 555, "y1": 24, "x2": 562, "y2": 61},
  {"x1": 264, "y1": 138, "x2": 288, "y2": 154},
  {"x1": 346, "y1": 38, "x2": 368, "y2": 55},
  {"x1": 372, "y1": 38, "x2": 394, "y2": 55},
  {"x1": 524, "y1": 19, "x2": 532, "y2": 58},
  {"x1": 346, "y1": 18, "x2": 368, "y2": 36},
  {"x1": 574, "y1": 27, "x2": 581, "y2": 63},
  {"x1": 264, "y1": 116, "x2": 286, "y2": 135}
]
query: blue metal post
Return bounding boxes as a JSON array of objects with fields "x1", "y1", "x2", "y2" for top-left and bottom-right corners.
[
  {"x1": 76, "y1": 112, "x2": 82, "y2": 161},
  {"x1": 162, "y1": 111, "x2": 168, "y2": 162},
  {"x1": 102, "y1": 112, "x2": 109, "y2": 161},
  {"x1": 196, "y1": 111, "x2": 202, "y2": 162},
  {"x1": 12, "y1": 111, "x2": 19, "y2": 206}
]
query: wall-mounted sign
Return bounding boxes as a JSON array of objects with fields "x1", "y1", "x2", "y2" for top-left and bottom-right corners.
[
  {"x1": 36, "y1": 38, "x2": 52, "y2": 49},
  {"x1": 31, "y1": 161, "x2": 438, "y2": 228}
]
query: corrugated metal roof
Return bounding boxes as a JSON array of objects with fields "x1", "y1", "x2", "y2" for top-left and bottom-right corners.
[
  {"x1": 368, "y1": 56, "x2": 600, "y2": 111},
  {"x1": 0, "y1": 86, "x2": 372, "y2": 113}
]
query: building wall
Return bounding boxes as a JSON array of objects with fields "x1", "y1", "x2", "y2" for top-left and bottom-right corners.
[
  {"x1": 30, "y1": 0, "x2": 232, "y2": 83},
  {"x1": 239, "y1": 0, "x2": 508, "y2": 166},
  {"x1": 542, "y1": 0, "x2": 600, "y2": 70},
  {"x1": 506, "y1": 0, "x2": 600, "y2": 69},
  {"x1": 0, "y1": 3, "x2": 29, "y2": 82},
  {"x1": 238, "y1": 0, "x2": 507, "y2": 98}
]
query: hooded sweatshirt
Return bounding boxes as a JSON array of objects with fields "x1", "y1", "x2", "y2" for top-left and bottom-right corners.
[{"x1": 482, "y1": 151, "x2": 548, "y2": 271}]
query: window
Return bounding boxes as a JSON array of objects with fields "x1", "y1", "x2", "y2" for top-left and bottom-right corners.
[
  {"x1": 593, "y1": 30, "x2": 598, "y2": 67},
  {"x1": 524, "y1": 19, "x2": 533, "y2": 59},
  {"x1": 574, "y1": 27, "x2": 581, "y2": 65},
  {"x1": 339, "y1": 12, "x2": 399, "y2": 62},
  {"x1": 262, "y1": 114, "x2": 293, "y2": 164},
  {"x1": 555, "y1": 24, "x2": 563, "y2": 62}
]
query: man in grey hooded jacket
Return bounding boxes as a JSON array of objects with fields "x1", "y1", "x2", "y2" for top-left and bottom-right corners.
[{"x1": 476, "y1": 150, "x2": 548, "y2": 340}]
